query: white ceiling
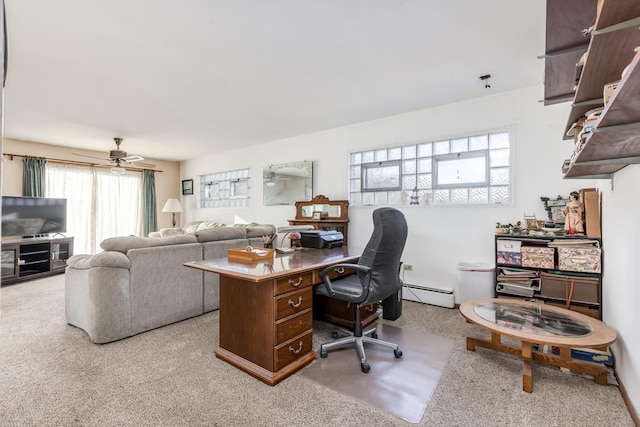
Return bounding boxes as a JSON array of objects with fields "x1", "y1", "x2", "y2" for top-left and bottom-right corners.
[{"x1": 2, "y1": 0, "x2": 546, "y2": 162}]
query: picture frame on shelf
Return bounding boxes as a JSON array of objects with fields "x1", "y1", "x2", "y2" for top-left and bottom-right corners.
[
  {"x1": 312, "y1": 211, "x2": 322, "y2": 220},
  {"x1": 182, "y1": 179, "x2": 194, "y2": 195}
]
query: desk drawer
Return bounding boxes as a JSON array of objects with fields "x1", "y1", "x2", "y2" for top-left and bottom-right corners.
[
  {"x1": 275, "y1": 272, "x2": 314, "y2": 295},
  {"x1": 276, "y1": 310, "x2": 313, "y2": 344},
  {"x1": 274, "y1": 331, "x2": 313, "y2": 371},
  {"x1": 275, "y1": 287, "x2": 312, "y2": 320}
]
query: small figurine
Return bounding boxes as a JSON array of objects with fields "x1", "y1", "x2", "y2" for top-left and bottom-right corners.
[{"x1": 563, "y1": 191, "x2": 584, "y2": 234}]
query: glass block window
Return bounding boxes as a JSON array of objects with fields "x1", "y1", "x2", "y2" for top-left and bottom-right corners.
[
  {"x1": 199, "y1": 168, "x2": 251, "y2": 208},
  {"x1": 349, "y1": 131, "x2": 511, "y2": 206}
]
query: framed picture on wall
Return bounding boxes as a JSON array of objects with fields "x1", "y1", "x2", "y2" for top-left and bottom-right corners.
[{"x1": 182, "y1": 179, "x2": 194, "y2": 195}]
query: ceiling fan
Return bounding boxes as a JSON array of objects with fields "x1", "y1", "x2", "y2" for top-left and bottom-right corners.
[{"x1": 72, "y1": 137, "x2": 155, "y2": 174}]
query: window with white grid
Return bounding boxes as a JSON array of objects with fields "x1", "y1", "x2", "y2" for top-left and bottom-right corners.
[
  {"x1": 199, "y1": 168, "x2": 251, "y2": 208},
  {"x1": 349, "y1": 131, "x2": 511, "y2": 206}
]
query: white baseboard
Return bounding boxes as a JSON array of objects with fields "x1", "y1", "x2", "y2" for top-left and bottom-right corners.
[{"x1": 402, "y1": 284, "x2": 455, "y2": 308}]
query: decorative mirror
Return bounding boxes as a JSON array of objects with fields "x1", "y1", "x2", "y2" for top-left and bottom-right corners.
[
  {"x1": 294, "y1": 195, "x2": 349, "y2": 221},
  {"x1": 263, "y1": 161, "x2": 313, "y2": 206}
]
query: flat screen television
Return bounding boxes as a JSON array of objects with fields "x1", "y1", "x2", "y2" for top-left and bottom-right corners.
[{"x1": 1, "y1": 196, "x2": 67, "y2": 238}]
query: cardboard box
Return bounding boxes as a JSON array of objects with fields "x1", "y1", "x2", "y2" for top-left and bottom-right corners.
[
  {"x1": 521, "y1": 246, "x2": 554, "y2": 269},
  {"x1": 496, "y1": 239, "x2": 521, "y2": 265},
  {"x1": 571, "y1": 347, "x2": 613, "y2": 366},
  {"x1": 582, "y1": 189, "x2": 601, "y2": 238},
  {"x1": 603, "y1": 80, "x2": 620, "y2": 105},
  {"x1": 558, "y1": 246, "x2": 601, "y2": 273},
  {"x1": 543, "y1": 345, "x2": 612, "y2": 366},
  {"x1": 540, "y1": 272, "x2": 599, "y2": 304}
]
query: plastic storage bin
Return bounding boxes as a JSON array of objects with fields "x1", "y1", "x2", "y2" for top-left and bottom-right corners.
[{"x1": 457, "y1": 262, "x2": 496, "y2": 304}]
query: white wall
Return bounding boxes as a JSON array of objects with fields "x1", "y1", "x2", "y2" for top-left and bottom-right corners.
[
  {"x1": 183, "y1": 84, "x2": 599, "y2": 296},
  {"x1": 601, "y1": 165, "x2": 640, "y2": 417}
]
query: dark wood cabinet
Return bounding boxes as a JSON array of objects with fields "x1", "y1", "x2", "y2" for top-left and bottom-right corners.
[
  {"x1": 289, "y1": 195, "x2": 349, "y2": 244},
  {"x1": 1, "y1": 236, "x2": 74, "y2": 286}
]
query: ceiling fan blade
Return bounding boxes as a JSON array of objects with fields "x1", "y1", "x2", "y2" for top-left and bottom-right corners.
[
  {"x1": 123, "y1": 155, "x2": 144, "y2": 163},
  {"x1": 72, "y1": 152, "x2": 111, "y2": 161},
  {"x1": 133, "y1": 161, "x2": 157, "y2": 168}
]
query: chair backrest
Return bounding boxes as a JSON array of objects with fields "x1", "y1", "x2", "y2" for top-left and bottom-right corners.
[{"x1": 358, "y1": 207, "x2": 408, "y2": 305}]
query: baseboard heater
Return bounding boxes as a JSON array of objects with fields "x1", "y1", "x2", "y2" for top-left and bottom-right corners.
[{"x1": 402, "y1": 283, "x2": 455, "y2": 308}]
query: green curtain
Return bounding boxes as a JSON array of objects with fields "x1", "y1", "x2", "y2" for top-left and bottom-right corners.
[
  {"x1": 22, "y1": 157, "x2": 47, "y2": 197},
  {"x1": 142, "y1": 170, "x2": 158, "y2": 236}
]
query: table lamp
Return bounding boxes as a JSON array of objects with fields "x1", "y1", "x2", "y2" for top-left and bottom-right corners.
[{"x1": 162, "y1": 199, "x2": 183, "y2": 228}]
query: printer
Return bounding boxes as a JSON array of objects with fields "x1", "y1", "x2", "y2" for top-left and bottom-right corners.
[{"x1": 300, "y1": 230, "x2": 344, "y2": 249}]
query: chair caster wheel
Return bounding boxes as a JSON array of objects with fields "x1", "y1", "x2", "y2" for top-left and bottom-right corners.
[
  {"x1": 320, "y1": 349, "x2": 328, "y2": 358},
  {"x1": 371, "y1": 332, "x2": 378, "y2": 339},
  {"x1": 394, "y1": 349, "x2": 403, "y2": 358},
  {"x1": 361, "y1": 363, "x2": 370, "y2": 373},
  {"x1": 331, "y1": 331, "x2": 339, "y2": 339}
]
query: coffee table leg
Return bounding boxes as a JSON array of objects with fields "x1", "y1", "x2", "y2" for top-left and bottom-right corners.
[
  {"x1": 522, "y1": 341, "x2": 533, "y2": 393},
  {"x1": 466, "y1": 337, "x2": 476, "y2": 351}
]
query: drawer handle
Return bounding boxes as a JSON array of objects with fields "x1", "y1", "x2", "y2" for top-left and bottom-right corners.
[
  {"x1": 365, "y1": 305, "x2": 374, "y2": 312},
  {"x1": 288, "y1": 296, "x2": 303, "y2": 308},
  {"x1": 288, "y1": 277, "x2": 303, "y2": 287},
  {"x1": 289, "y1": 341, "x2": 304, "y2": 354},
  {"x1": 336, "y1": 267, "x2": 345, "y2": 274},
  {"x1": 570, "y1": 257, "x2": 588, "y2": 265}
]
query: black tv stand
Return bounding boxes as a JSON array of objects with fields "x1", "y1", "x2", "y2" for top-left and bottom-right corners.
[
  {"x1": 21, "y1": 233, "x2": 51, "y2": 239},
  {"x1": 1, "y1": 236, "x2": 74, "y2": 286}
]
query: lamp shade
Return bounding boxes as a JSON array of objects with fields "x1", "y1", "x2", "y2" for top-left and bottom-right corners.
[{"x1": 162, "y1": 199, "x2": 183, "y2": 213}]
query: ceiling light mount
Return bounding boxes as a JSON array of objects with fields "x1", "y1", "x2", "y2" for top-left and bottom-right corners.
[{"x1": 479, "y1": 74, "x2": 492, "y2": 89}]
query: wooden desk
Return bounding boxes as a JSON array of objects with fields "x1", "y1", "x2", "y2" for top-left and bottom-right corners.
[
  {"x1": 460, "y1": 298, "x2": 616, "y2": 393},
  {"x1": 185, "y1": 247, "x2": 361, "y2": 386}
]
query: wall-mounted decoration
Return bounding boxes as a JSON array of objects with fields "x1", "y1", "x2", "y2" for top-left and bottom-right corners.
[
  {"x1": 182, "y1": 179, "x2": 193, "y2": 195},
  {"x1": 263, "y1": 161, "x2": 312, "y2": 206}
]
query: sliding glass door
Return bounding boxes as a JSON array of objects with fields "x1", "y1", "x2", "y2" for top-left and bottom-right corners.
[{"x1": 46, "y1": 164, "x2": 142, "y2": 254}]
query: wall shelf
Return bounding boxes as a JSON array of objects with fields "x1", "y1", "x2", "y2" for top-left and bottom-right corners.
[{"x1": 544, "y1": 0, "x2": 640, "y2": 178}]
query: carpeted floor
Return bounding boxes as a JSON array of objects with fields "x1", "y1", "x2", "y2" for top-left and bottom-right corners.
[{"x1": 0, "y1": 275, "x2": 634, "y2": 426}]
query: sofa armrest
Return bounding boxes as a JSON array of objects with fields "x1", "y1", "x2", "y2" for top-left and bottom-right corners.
[{"x1": 67, "y1": 252, "x2": 131, "y2": 270}]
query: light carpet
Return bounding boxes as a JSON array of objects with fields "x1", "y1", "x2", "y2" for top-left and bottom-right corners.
[
  {"x1": 0, "y1": 274, "x2": 635, "y2": 426},
  {"x1": 301, "y1": 324, "x2": 454, "y2": 423}
]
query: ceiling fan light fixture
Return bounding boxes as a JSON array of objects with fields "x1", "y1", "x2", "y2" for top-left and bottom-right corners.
[{"x1": 110, "y1": 165, "x2": 126, "y2": 175}]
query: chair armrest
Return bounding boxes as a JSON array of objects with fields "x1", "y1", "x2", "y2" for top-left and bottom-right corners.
[{"x1": 319, "y1": 263, "x2": 371, "y2": 297}]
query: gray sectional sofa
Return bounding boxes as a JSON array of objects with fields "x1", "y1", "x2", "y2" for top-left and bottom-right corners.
[{"x1": 65, "y1": 223, "x2": 275, "y2": 343}]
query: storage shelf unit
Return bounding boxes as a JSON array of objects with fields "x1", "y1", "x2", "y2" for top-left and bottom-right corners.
[
  {"x1": 494, "y1": 235, "x2": 602, "y2": 319},
  {"x1": 1, "y1": 237, "x2": 74, "y2": 286},
  {"x1": 543, "y1": 0, "x2": 640, "y2": 178}
]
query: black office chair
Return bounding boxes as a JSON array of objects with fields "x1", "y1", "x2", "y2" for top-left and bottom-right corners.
[{"x1": 316, "y1": 207, "x2": 408, "y2": 373}]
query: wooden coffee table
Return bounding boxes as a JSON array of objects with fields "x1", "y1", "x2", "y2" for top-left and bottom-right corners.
[{"x1": 459, "y1": 298, "x2": 616, "y2": 393}]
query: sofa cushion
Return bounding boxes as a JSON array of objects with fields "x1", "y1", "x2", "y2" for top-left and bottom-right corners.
[
  {"x1": 195, "y1": 221, "x2": 224, "y2": 232},
  {"x1": 100, "y1": 234, "x2": 197, "y2": 253},
  {"x1": 66, "y1": 254, "x2": 94, "y2": 270},
  {"x1": 195, "y1": 226, "x2": 246, "y2": 243},
  {"x1": 182, "y1": 221, "x2": 204, "y2": 234},
  {"x1": 159, "y1": 228, "x2": 184, "y2": 237},
  {"x1": 91, "y1": 251, "x2": 131, "y2": 269},
  {"x1": 149, "y1": 234, "x2": 198, "y2": 246},
  {"x1": 245, "y1": 223, "x2": 277, "y2": 238}
]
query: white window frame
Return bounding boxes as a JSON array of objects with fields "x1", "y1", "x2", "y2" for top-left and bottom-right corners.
[
  {"x1": 199, "y1": 168, "x2": 251, "y2": 208},
  {"x1": 348, "y1": 130, "x2": 511, "y2": 206}
]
